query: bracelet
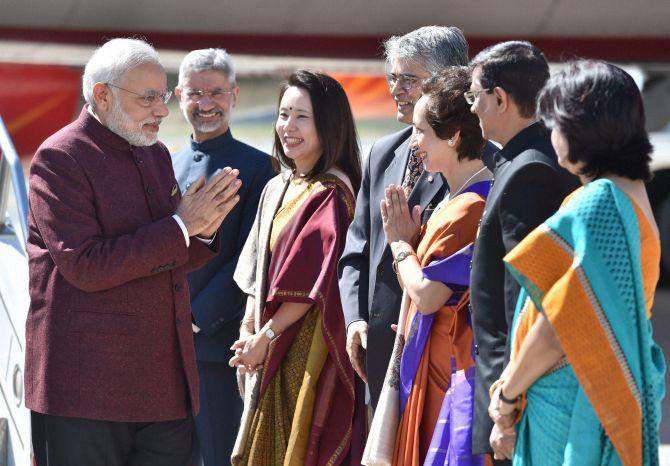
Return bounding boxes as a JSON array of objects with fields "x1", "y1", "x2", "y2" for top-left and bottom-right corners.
[
  {"x1": 489, "y1": 379, "x2": 505, "y2": 398},
  {"x1": 499, "y1": 385, "x2": 521, "y2": 405}
]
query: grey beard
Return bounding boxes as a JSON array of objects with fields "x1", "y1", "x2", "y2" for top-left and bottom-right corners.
[
  {"x1": 184, "y1": 108, "x2": 225, "y2": 135},
  {"x1": 193, "y1": 120, "x2": 223, "y2": 134},
  {"x1": 107, "y1": 101, "x2": 158, "y2": 147}
]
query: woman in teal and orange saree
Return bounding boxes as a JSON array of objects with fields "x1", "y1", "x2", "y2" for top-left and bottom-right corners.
[
  {"x1": 229, "y1": 70, "x2": 366, "y2": 465},
  {"x1": 488, "y1": 61, "x2": 666, "y2": 466}
]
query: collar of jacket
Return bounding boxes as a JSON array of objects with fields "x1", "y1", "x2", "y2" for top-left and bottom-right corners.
[
  {"x1": 189, "y1": 128, "x2": 233, "y2": 153},
  {"x1": 494, "y1": 120, "x2": 549, "y2": 167}
]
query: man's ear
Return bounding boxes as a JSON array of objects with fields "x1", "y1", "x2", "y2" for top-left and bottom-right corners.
[
  {"x1": 493, "y1": 86, "x2": 509, "y2": 114},
  {"x1": 92, "y1": 82, "x2": 112, "y2": 112},
  {"x1": 174, "y1": 85, "x2": 182, "y2": 101},
  {"x1": 231, "y1": 86, "x2": 240, "y2": 108}
]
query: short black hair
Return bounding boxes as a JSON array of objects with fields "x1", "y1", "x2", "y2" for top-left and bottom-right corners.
[
  {"x1": 470, "y1": 41, "x2": 549, "y2": 118},
  {"x1": 537, "y1": 60, "x2": 652, "y2": 181},
  {"x1": 421, "y1": 67, "x2": 485, "y2": 161},
  {"x1": 273, "y1": 70, "x2": 362, "y2": 193}
]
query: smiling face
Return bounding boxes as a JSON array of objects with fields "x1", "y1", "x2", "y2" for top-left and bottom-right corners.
[
  {"x1": 275, "y1": 86, "x2": 322, "y2": 174},
  {"x1": 176, "y1": 69, "x2": 238, "y2": 142},
  {"x1": 388, "y1": 59, "x2": 430, "y2": 125},
  {"x1": 412, "y1": 94, "x2": 456, "y2": 175},
  {"x1": 102, "y1": 63, "x2": 169, "y2": 146}
]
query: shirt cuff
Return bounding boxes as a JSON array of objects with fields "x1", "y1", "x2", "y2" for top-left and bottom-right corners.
[
  {"x1": 195, "y1": 231, "x2": 217, "y2": 245},
  {"x1": 172, "y1": 214, "x2": 190, "y2": 247},
  {"x1": 346, "y1": 318, "x2": 366, "y2": 333}
]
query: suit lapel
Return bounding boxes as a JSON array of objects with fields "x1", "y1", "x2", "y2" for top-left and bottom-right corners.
[
  {"x1": 383, "y1": 137, "x2": 411, "y2": 189},
  {"x1": 407, "y1": 170, "x2": 443, "y2": 211}
]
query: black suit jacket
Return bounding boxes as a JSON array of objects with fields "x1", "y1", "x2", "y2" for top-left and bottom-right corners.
[
  {"x1": 470, "y1": 122, "x2": 580, "y2": 453},
  {"x1": 338, "y1": 126, "x2": 447, "y2": 405},
  {"x1": 171, "y1": 130, "x2": 274, "y2": 362}
]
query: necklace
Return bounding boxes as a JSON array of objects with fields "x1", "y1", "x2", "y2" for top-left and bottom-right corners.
[
  {"x1": 291, "y1": 173, "x2": 308, "y2": 185},
  {"x1": 446, "y1": 166, "x2": 488, "y2": 201}
]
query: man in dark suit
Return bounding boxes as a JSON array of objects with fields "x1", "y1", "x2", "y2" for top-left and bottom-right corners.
[
  {"x1": 171, "y1": 48, "x2": 274, "y2": 466},
  {"x1": 26, "y1": 38, "x2": 241, "y2": 466},
  {"x1": 467, "y1": 41, "x2": 580, "y2": 463},
  {"x1": 338, "y1": 26, "x2": 470, "y2": 406}
]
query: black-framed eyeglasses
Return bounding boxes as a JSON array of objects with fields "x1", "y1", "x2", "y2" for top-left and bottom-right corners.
[
  {"x1": 386, "y1": 73, "x2": 422, "y2": 91},
  {"x1": 106, "y1": 83, "x2": 172, "y2": 106},
  {"x1": 184, "y1": 88, "x2": 235, "y2": 102},
  {"x1": 464, "y1": 88, "x2": 492, "y2": 105}
]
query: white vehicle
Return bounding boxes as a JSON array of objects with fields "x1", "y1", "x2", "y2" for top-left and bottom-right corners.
[{"x1": 0, "y1": 115, "x2": 30, "y2": 466}]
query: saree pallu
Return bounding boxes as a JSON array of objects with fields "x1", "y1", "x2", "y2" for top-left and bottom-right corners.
[
  {"x1": 504, "y1": 179, "x2": 666, "y2": 466},
  {"x1": 364, "y1": 181, "x2": 490, "y2": 466},
  {"x1": 233, "y1": 173, "x2": 366, "y2": 466}
]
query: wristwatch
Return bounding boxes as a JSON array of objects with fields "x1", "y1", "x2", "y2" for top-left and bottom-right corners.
[
  {"x1": 392, "y1": 250, "x2": 415, "y2": 273},
  {"x1": 263, "y1": 326, "x2": 277, "y2": 341}
]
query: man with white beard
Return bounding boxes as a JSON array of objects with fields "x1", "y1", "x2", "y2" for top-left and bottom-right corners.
[
  {"x1": 25, "y1": 38, "x2": 241, "y2": 466},
  {"x1": 171, "y1": 48, "x2": 273, "y2": 466}
]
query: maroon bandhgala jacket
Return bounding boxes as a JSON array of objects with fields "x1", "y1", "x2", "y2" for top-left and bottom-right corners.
[{"x1": 25, "y1": 107, "x2": 217, "y2": 422}]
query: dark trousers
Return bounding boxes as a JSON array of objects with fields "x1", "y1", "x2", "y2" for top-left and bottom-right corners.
[
  {"x1": 31, "y1": 411, "x2": 197, "y2": 466},
  {"x1": 193, "y1": 360, "x2": 243, "y2": 466}
]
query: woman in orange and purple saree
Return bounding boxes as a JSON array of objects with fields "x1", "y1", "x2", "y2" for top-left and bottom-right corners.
[
  {"x1": 363, "y1": 68, "x2": 492, "y2": 466},
  {"x1": 229, "y1": 70, "x2": 366, "y2": 465},
  {"x1": 489, "y1": 61, "x2": 666, "y2": 466}
]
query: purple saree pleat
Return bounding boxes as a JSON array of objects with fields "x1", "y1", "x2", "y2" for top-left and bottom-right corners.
[
  {"x1": 399, "y1": 312, "x2": 435, "y2": 414},
  {"x1": 423, "y1": 363, "x2": 484, "y2": 466}
]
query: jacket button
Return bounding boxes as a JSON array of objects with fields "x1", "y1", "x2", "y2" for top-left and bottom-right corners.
[
  {"x1": 174, "y1": 284, "x2": 181, "y2": 292},
  {"x1": 474, "y1": 344, "x2": 479, "y2": 355},
  {"x1": 176, "y1": 317, "x2": 182, "y2": 325},
  {"x1": 146, "y1": 187, "x2": 153, "y2": 195}
]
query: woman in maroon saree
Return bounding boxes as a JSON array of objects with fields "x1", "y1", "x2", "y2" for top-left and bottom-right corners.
[{"x1": 230, "y1": 70, "x2": 366, "y2": 465}]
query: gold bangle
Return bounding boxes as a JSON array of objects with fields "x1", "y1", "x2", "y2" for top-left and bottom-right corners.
[{"x1": 489, "y1": 379, "x2": 505, "y2": 398}]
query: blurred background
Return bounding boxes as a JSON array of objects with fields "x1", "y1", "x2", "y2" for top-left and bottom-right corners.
[{"x1": 0, "y1": 0, "x2": 669, "y2": 461}]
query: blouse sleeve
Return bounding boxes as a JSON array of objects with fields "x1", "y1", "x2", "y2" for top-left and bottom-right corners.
[{"x1": 422, "y1": 243, "x2": 474, "y2": 305}]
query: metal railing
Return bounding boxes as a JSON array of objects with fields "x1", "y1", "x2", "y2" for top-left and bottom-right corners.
[{"x1": 0, "y1": 114, "x2": 29, "y2": 248}]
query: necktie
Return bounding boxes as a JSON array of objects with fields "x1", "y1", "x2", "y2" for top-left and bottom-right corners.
[{"x1": 402, "y1": 148, "x2": 424, "y2": 193}]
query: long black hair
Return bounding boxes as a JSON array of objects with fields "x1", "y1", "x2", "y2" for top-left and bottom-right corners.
[{"x1": 273, "y1": 70, "x2": 362, "y2": 194}]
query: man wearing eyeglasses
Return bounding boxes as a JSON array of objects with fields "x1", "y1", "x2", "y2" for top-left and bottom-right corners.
[
  {"x1": 338, "y1": 26, "x2": 470, "y2": 407},
  {"x1": 171, "y1": 48, "x2": 274, "y2": 466},
  {"x1": 25, "y1": 38, "x2": 242, "y2": 466},
  {"x1": 466, "y1": 41, "x2": 579, "y2": 464}
]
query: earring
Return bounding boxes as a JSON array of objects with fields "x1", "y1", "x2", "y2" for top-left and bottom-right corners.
[{"x1": 448, "y1": 139, "x2": 455, "y2": 146}]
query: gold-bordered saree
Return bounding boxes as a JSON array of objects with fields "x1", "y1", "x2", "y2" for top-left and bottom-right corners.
[{"x1": 233, "y1": 170, "x2": 366, "y2": 466}]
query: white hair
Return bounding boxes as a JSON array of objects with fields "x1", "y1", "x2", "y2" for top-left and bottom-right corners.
[
  {"x1": 177, "y1": 48, "x2": 236, "y2": 87},
  {"x1": 82, "y1": 38, "x2": 162, "y2": 108},
  {"x1": 384, "y1": 26, "x2": 469, "y2": 74}
]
